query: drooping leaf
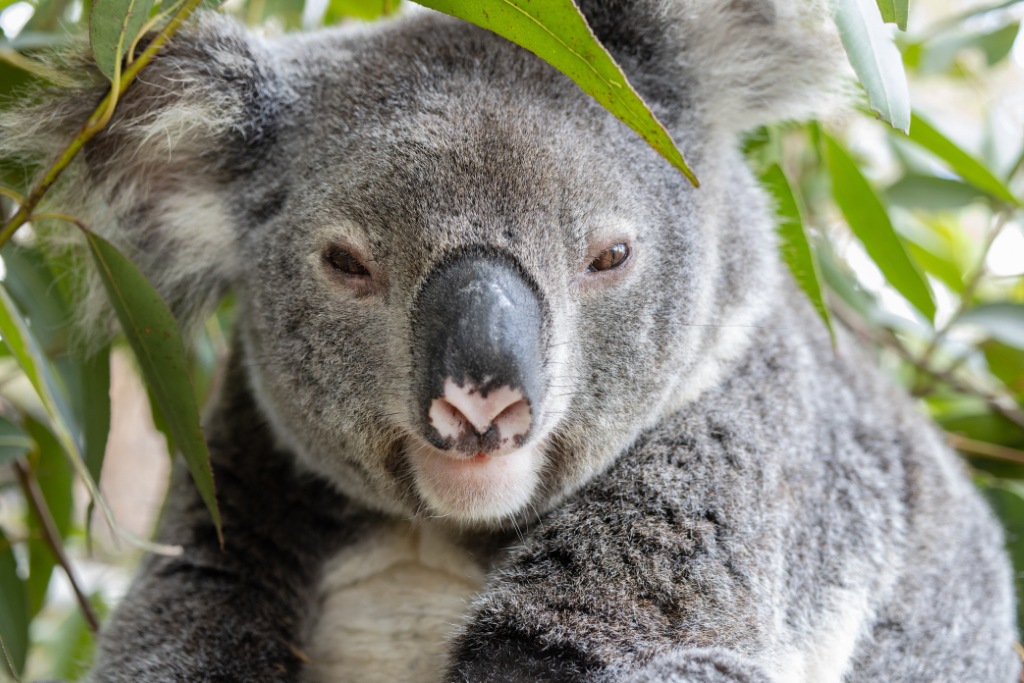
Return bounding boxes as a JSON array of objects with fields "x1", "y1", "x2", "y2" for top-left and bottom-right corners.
[
  {"x1": 89, "y1": 0, "x2": 158, "y2": 80},
  {"x1": 958, "y1": 303, "x2": 1024, "y2": 349},
  {"x1": 3, "y1": 244, "x2": 112, "y2": 494},
  {"x1": 0, "y1": 527, "x2": 28, "y2": 678},
  {"x1": 81, "y1": 347, "x2": 111, "y2": 485},
  {"x1": 907, "y1": 113, "x2": 1020, "y2": 206},
  {"x1": 893, "y1": 0, "x2": 908, "y2": 31},
  {"x1": 0, "y1": 282, "x2": 82, "y2": 457},
  {"x1": 83, "y1": 230, "x2": 222, "y2": 543},
  {"x1": 23, "y1": 417, "x2": 73, "y2": 619},
  {"x1": 824, "y1": 134, "x2": 936, "y2": 320},
  {"x1": 829, "y1": 0, "x2": 911, "y2": 132},
  {"x1": 874, "y1": 0, "x2": 907, "y2": 30},
  {"x1": 0, "y1": 282, "x2": 170, "y2": 555},
  {"x1": 411, "y1": 0, "x2": 697, "y2": 185},
  {"x1": 761, "y1": 164, "x2": 835, "y2": 343},
  {"x1": 875, "y1": 0, "x2": 895, "y2": 24},
  {"x1": 885, "y1": 175, "x2": 987, "y2": 211},
  {"x1": 0, "y1": 416, "x2": 32, "y2": 467}
]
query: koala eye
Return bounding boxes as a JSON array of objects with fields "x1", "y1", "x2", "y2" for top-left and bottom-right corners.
[
  {"x1": 325, "y1": 248, "x2": 369, "y2": 276},
  {"x1": 588, "y1": 244, "x2": 629, "y2": 272}
]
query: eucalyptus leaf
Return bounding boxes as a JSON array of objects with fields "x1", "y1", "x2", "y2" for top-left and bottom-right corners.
[
  {"x1": 411, "y1": 0, "x2": 697, "y2": 185},
  {"x1": 0, "y1": 282, "x2": 82, "y2": 456},
  {"x1": 958, "y1": 303, "x2": 1024, "y2": 349},
  {"x1": 886, "y1": 175, "x2": 986, "y2": 211},
  {"x1": 761, "y1": 164, "x2": 835, "y2": 343},
  {"x1": 0, "y1": 527, "x2": 28, "y2": 677},
  {"x1": 874, "y1": 0, "x2": 907, "y2": 29},
  {"x1": 82, "y1": 347, "x2": 110, "y2": 485},
  {"x1": 89, "y1": 0, "x2": 158, "y2": 81},
  {"x1": 825, "y1": 135, "x2": 936, "y2": 320},
  {"x1": 0, "y1": 415, "x2": 32, "y2": 467},
  {"x1": 829, "y1": 0, "x2": 911, "y2": 132},
  {"x1": 907, "y1": 113, "x2": 1019, "y2": 206},
  {"x1": 83, "y1": 230, "x2": 222, "y2": 544}
]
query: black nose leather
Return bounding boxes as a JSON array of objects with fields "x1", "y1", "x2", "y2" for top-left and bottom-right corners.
[{"x1": 414, "y1": 254, "x2": 545, "y2": 453}]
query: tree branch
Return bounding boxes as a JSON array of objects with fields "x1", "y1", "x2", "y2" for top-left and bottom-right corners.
[
  {"x1": 0, "y1": 0, "x2": 207, "y2": 250},
  {"x1": 13, "y1": 457, "x2": 100, "y2": 633}
]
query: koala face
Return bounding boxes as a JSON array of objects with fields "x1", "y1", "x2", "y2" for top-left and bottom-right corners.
[
  {"x1": 1, "y1": 2, "x2": 844, "y2": 527},
  {"x1": 237, "y1": 27, "x2": 711, "y2": 523}
]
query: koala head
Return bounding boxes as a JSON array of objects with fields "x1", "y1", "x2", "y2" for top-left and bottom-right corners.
[{"x1": 0, "y1": 0, "x2": 845, "y2": 526}]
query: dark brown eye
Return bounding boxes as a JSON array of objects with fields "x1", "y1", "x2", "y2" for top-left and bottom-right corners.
[
  {"x1": 326, "y1": 248, "x2": 369, "y2": 276},
  {"x1": 588, "y1": 244, "x2": 629, "y2": 272}
]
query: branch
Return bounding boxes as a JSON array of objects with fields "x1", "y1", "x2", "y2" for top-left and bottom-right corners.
[
  {"x1": 0, "y1": 0, "x2": 207, "y2": 250},
  {"x1": 947, "y1": 433, "x2": 1024, "y2": 465},
  {"x1": 13, "y1": 457, "x2": 100, "y2": 633},
  {"x1": 831, "y1": 299, "x2": 1024, "y2": 431}
]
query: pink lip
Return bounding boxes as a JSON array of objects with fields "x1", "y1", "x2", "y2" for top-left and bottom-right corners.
[{"x1": 408, "y1": 442, "x2": 541, "y2": 521}]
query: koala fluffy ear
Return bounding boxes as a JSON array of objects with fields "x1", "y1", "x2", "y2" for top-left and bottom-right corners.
[
  {"x1": 576, "y1": 0, "x2": 849, "y2": 133},
  {"x1": 0, "y1": 13, "x2": 288, "y2": 340}
]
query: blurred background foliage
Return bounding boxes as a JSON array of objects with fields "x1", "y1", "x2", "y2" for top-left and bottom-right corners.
[{"x1": 0, "y1": 0, "x2": 1022, "y2": 679}]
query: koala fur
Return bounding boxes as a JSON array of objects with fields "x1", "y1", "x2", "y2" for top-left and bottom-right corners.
[{"x1": 0, "y1": 0, "x2": 1019, "y2": 681}]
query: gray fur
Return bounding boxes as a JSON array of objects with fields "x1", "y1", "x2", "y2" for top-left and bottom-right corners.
[{"x1": 0, "y1": 1, "x2": 1016, "y2": 681}]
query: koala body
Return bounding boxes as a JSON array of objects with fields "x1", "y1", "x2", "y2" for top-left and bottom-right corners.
[{"x1": 0, "y1": 1, "x2": 1019, "y2": 681}]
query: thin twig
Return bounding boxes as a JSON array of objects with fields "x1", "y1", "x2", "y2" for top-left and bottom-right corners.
[
  {"x1": 919, "y1": 207, "x2": 1014, "y2": 368},
  {"x1": 832, "y1": 300, "x2": 1024, "y2": 430},
  {"x1": 13, "y1": 457, "x2": 100, "y2": 633},
  {"x1": 0, "y1": 632, "x2": 19, "y2": 682},
  {"x1": 947, "y1": 433, "x2": 1024, "y2": 465},
  {"x1": 0, "y1": 0, "x2": 207, "y2": 250}
]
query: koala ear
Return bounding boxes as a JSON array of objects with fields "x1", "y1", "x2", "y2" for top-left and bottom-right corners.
[
  {"x1": 0, "y1": 13, "x2": 287, "y2": 340},
  {"x1": 575, "y1": 0, "x2": 849, "y2": 133}
]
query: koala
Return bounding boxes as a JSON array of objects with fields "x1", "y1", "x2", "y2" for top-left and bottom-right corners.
[{"x1": 0, "y1": 0, "x2": 1019, "y2": 681}]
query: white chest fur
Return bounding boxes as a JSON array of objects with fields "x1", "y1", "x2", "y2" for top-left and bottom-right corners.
[{"x1": 304, "y1": 521, "x2": 487, "y2": 683}]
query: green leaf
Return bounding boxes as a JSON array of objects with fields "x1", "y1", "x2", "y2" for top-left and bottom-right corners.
[
  {"x1": 411, "y1": 0, "x2": 697, "y2": 185},
  {"x1": 82, "y1": 347, "x2": 111, "y2": 485},
  {"x1": 0, "y1": 281, "x2": 171, "y2": 555},
  {"x1": 885, "y1": 175, "x2": 987, "y2": 211},
  {"x1": 907, "y1": 114, "x2": 1020, "y2": 206},
  {"x1": 893, "y1": 0, "x2": 908, "y2": 31},
  {"x1": 875, "y1": 0, "x2": 895, "y2": 24},
  {"x1": 978, "y1": 22, "x2": 1020, "y2": 66},
  {"x1": 89, "y1": 0, "x2": 158, "y2": 81},
  {"x1": 874, "y1": 0, "x2": 907, "y2": 30},
  {"x1": 324, "y1": 0, "x2": 398, "y2": 22},
  {"x1": 761, "y1": 164, "x2": 835, "y2": 343},
  {"x1": 0, "y1": 527, "x2": 28, "y2": 678},
  {"x1": 0, "y1": 416, "x2": 32, "y2": 468},
  {"x1": 830, "y1": 0, "x2": 911, "y2": 132},
  {"x1": 982, "y1": 484, "x2": 1024, "y2": 633},
  {"x1": 824, "y1": 134, "x2": 936, "y2": 320},
  {"x1": 958, "y1": 303, "x2": 1024, "y2": 349},
  {"x1": 983, "y1": 340, "x2": 1024, "y2": 391},
  {"x1": 0, "y1": 282, "x2": 82, "y2": 457},
  {"x1": 23, "y1": 417, "x2": 73, "y2": 619},
  {"x1": 40, "y1": 592, "x2": 106, "y2": 680},
  {"x1": 83, "y1": 230, "x2": 222, "y2": 544}
]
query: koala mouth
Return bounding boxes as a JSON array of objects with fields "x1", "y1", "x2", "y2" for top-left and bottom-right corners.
[{"x1": 407, "y1": 437, "x2": 544, "y2": 524}]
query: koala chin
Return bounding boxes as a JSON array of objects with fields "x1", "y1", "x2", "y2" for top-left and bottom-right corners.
[{"x1": 1, "y1": 0, "x2": 1019, "y2": 681}]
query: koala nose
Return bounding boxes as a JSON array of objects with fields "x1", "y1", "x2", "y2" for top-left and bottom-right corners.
[
  {"x1": 414, "y1": 254, "x2": 545, "y2": 455},
  {"x1": 428, "y1": 380, "x2": 533, "y2": 453}
]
